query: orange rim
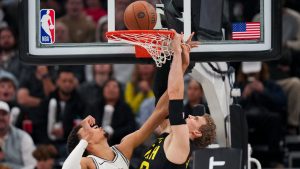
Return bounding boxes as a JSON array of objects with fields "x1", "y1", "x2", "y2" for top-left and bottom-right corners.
[{"x1": 106, "y1": 30, "x2": 175, "y2": 59}]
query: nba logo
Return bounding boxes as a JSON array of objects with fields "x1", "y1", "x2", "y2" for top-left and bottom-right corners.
[{"x1": 40, "y1": 9, "x2": 55, "y2": 44}]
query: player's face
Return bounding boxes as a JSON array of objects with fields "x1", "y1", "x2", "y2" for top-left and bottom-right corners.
[
  {"x1": 90, "y1": 125, "x2": 108, "y2": 142},
  {"x1": 186, "y1": 115, "x2": 207, "y2": 137}
]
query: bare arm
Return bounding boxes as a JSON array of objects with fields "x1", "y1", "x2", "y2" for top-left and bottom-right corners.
[
  {"x1": 165, "y1": 32, "x2": 194, "y2": 164},
  {"x1": 36, "y1": 66, "x2": 56, "y2": 96},
  {"x1": 118, "y1": 31, "x2": 197, "y2": 161},
  {"x1": 41, "y1": 77, "x2": 56, "y2": 96},
  {"x1": 17, "y1": 88, "x2": 41, "y2": 107},
  {"x1": 118, "y1": 91, "x2": 169, "y2": 159}
]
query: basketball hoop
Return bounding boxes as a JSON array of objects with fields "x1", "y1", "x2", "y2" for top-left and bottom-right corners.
[{"x1": 106, "y1": 30, "x2": 175, "y2": 67}]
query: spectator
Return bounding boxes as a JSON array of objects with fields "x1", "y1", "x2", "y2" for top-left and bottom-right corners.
[
  {"x1": 0, "y1": 71, "x2": 21, "y2": 126},
  {"x1": 0, "y1": 101, "x2": 36, "y2": 169},
  {"x1": 32, "y1": 144, "x2": 58, "y2": 169},
  {"x1": 0, "y1": 27, "x2": 28, "y2": 79},
  {"x1": 136, "y1": 97, "x2": 155, "y2": 127},
  {"x1": 115, "y1": 0, "x2": 132, "y2": 30},
  {"x1": 84, "y1": 0, "x2": 107, "y2": 23},
  {"x1": 88, "y1": 78, "x2": 136, "y2": 145},
  {"x1": 113, "y1": 63, "x2": 135, "y2": 87},
  {"x1": 39, "y1": 67, "x2": 84, "y2": 156},
  {"x1": 55, "y1": 21, "x2": 70, "y2": 43},
  {"x1": 95, "y1": 16, "x2": 108, "y2": 42},
  {"x1": 17, "y1": 66, "x2": 56, "y2": 143},
  {"x1": 253, "y1": 6, "x2": 300, "y2": 133},
  {"x1": 184, "y1": 79, "x2": 207, "y2": 115},
  {"x1": 125, "y1": 64, "x2": 155, "y2": 114},
  {"x1": 1, "y1": 0, "x2": 18, "y2": 31},
  {"x1": 46, "y1": 0, "x2": 66, "y2": 18},
  {"x1": 17, "y1": 66, "x2": 55, "y2": 108},
  {"x1": 113, "y1": 0, "x2": 135, "y2": 84},
  {"x1": 58, "y1": 0, "x2": 96, "y2": 43},
  {"x1": 236, "y1": 62, "x2": 286, "y2": 167},
  {"x1": 282, "y1": 7, "x2": 300, "y2": 52},
  {"x1": 78, "y1": 64, "x2": 113, "y2": 113},
  {"x1": 0, "y1": 7, "x2": 8, "y2": 28}
]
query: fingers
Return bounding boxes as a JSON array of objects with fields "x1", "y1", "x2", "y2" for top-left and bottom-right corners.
[
  {"x1": 186, "y1": 32, "x2": 195, "y2": 43},
  {"x1": 188, "y1": 41, "x2": 200, "y2": 49},
  {"x1": 181, "y1": 43, "x2": 191, "y2": 51},
  {"x1": 82, "y1": 115, "x2": 96, "y2": 128}
]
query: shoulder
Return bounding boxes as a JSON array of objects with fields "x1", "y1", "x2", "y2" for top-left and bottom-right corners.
[
  {"x1": 125, "y1": 82, "x2": 134, "y2": 89},
  {"x1": 285, "y1": 8, "x2": 300, "y2": 18},
  {"x1": 81, "y1": 157, "x2": 95, "y2": 169},
  {"x1": 112, "y1": 146, "x2": 130, "y2": 165},
  {"x1": 12, "y1": 126, "x2": 34, "y2": 143}
]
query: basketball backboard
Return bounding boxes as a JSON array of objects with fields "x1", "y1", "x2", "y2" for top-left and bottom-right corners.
[{"x1": 19, "y1": 0, "x2": 281, "y2": 64}]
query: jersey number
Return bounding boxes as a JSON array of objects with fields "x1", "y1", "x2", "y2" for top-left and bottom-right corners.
[{"x1": 140, "y1": 161, "x2": 149, "y2": 169}]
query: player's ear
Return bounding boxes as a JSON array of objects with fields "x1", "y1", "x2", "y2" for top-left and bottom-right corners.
[{"x1": 192, "y1": 130, "x2": 202, "y2": 138}]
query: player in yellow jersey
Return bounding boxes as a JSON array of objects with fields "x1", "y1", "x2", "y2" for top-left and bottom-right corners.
[{"x1": 138, "y1": 32, "x2": 216, "y2": 169}]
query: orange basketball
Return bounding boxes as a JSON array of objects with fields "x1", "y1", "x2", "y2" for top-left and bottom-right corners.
[{"x1": 124, "y1": 1, "x2": 157, "y2": 30}]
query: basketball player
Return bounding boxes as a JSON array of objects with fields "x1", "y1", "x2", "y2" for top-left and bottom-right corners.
[
  {"x1": 62, "y1": 30, "x2": 202, "y2": 169},
  {"x1": 138, "y1": 33, "x2": 216, "y2": 169}
]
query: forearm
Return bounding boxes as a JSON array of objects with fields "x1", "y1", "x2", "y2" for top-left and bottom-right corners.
[
  {"x1": 286, "y1": 39, "x2": 300, "y2": 51},
  {"x1": 182, "y1": 53, "x2": 190, "y2": 73},
  {"x1": 168, "y1": 50, "x2": 184, "y2": 99},
  {"x1": 62, "y1": 140, "x2": 87, "y2": 169},
  {"x1": 17, "y1": 91, "x2": 41, "y2": 107},
  {"x1": 135, "y1": 91, "x2": 169, "y2": 147},
  {"x1": 42, "y1": 78, "x2": 56, "y2": 96}
]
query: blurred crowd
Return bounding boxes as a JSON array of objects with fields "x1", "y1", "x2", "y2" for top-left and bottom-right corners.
[{"x1": 0, "y1": 0, "x2": 299, "y2": 169}]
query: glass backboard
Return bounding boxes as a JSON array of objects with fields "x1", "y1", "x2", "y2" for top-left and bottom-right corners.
[{"x1": 19, "y1": 0, "x2": 281, "y2": 64}]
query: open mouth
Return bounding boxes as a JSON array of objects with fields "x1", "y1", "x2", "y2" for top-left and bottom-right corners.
[{"x1": 91, "y1": 124, "x2": 99, "y2": 129}]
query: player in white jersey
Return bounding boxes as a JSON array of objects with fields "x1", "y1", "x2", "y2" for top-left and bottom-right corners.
[{"x1": 62, "y1": 30, "x2": 198, "y2": 169}]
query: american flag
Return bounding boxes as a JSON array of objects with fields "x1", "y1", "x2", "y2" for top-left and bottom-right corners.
[{"x1": 232, "y1": 22, "x2": 260, "y2": 40}]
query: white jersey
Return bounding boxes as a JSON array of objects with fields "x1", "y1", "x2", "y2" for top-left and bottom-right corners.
[{"x1": 87, "y1": 146, "x2": 129, "y2": 169}]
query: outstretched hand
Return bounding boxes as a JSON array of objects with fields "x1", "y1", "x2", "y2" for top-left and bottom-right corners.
[
  {"x1": 170, "y1": 29, "x2": 183, "y2": 53},
  {"x1": 181, "y1": 32, "x2": 200, "y2": 71}
]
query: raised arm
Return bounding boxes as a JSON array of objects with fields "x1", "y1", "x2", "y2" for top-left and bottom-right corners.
[
  {"x1": 118, "y1": 89, "x2": 169, "y2": 159},
  {"x1": 165, "y1": 31, "x2": 191, "y2": 164},
  {"x1": 118, "y1": 31, "x2": 197, "y2": 160}
]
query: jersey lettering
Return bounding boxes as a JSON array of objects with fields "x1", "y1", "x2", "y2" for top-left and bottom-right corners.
[{"x1": 144, "y1": 145, "x2": 160, "y2": 160}]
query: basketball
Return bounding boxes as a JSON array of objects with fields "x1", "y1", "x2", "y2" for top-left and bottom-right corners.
[{"x1": 124, "y1": 1, "x2": 157, "y2": 30}]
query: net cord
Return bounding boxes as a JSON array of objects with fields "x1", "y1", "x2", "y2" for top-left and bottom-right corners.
[{"x1": 107, "y1": 32, "x2": 174, "y2": 67}]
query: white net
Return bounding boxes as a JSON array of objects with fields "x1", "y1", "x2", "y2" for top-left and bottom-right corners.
[{"x1": 107, "y1": 31, "x2": 174, "y2": 67}]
